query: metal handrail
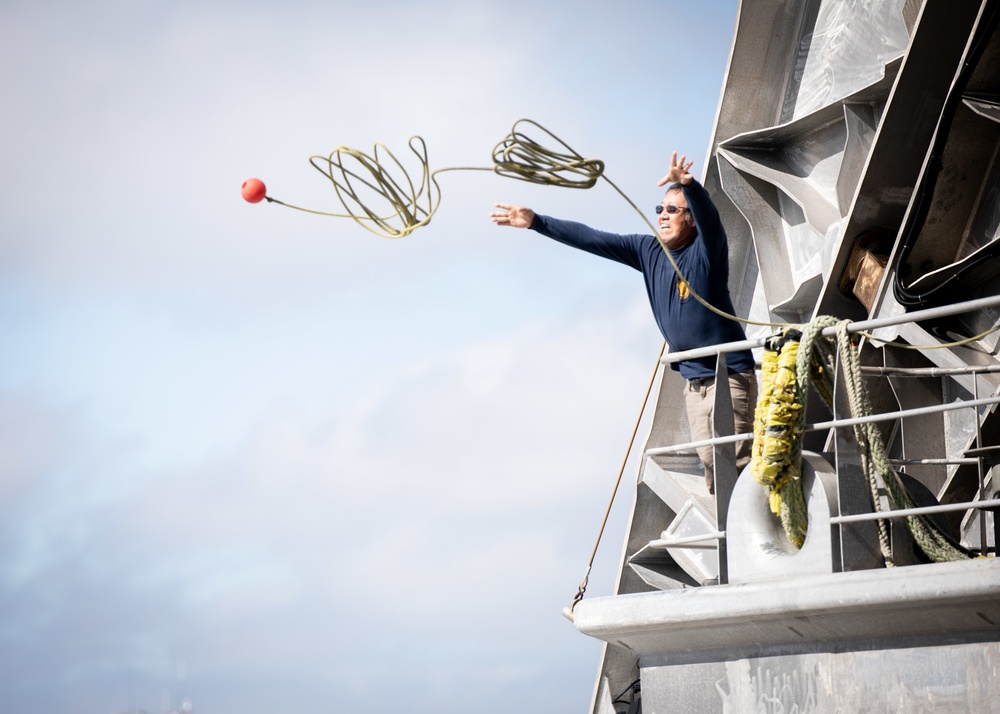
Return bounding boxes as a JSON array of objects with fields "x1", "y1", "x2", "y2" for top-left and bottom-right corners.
[
  {"x1": 890, "y1": 458, "x2": 979, "y2": 465},
  {"x1": 861, "y1": 364, "x2": 1000, "y2": 377},
  {"x1": 645, "y1": 496, "x2": 1000, "y2": 548},
  {"x1": 660, "y1": 294, "x2": 1000, "y2": 365},
  {"x1": 645, "y1": 394, "x2": 1000, "y2": 456},
  {"x1": 830, "y1": 498, "x2": 1000, "y2": 525},
  {"x1": 641, "y1": 293, "x2": 1000, "y2": 560}
]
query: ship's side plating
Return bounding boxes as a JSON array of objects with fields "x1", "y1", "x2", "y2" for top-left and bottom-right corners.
[{"x1": 580, "y1": 1, "x2": 1000, "y2": 712}]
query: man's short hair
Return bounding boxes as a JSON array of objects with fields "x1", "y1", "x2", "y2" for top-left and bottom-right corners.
[{"x1": 664, "y1": 183, "x2": 685, "y2": 195}]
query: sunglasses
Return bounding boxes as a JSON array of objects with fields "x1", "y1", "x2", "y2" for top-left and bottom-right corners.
[{"x1": 655, "y1": 204, "x2": 689, "y2": 215}]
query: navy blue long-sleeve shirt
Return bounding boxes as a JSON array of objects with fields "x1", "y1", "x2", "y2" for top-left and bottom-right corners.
[{"x1": 530, "y1": 180, "x2": 754, "y2": 380}]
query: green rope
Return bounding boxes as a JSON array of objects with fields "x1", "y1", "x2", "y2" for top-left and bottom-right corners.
[
  {"x1": 832, "y1": 320, "x2": 970, "y2": 563},
  {"x1": 790, "y1": 317, "x2": 971, "y2": 564},
  {"x1": 829, "y1": 319, "x2": 895, "y2": 565},
  {"x1": 795, "y1": 317, "x2": 893, "y2": 565}
]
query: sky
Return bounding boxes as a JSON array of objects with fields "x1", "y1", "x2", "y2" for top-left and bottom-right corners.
[{"x1": 0, "y1": 1, "x2": 739, "y2": 712}]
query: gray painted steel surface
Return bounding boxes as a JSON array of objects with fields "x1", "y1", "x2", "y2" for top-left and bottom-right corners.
[{"x1": 579, "y1": 1, "x2": 1000, "y2": 712}]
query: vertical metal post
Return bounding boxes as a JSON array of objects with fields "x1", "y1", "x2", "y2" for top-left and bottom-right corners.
[
  {"x1": 993, "y1": 489, "x2": 1000, "y2": 555},
  {"x1": 712, "y1": 351, "x2": 737, "y2": 585},
  {"x1": 974, "y1": 375, "x2": 989, "y2": 556},
  {"x1": 831, "y1": 339, "x2": 887, "y2": 570}
]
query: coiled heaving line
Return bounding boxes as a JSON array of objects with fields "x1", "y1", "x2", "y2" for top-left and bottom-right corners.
[
  {"x1": 753, "y1": 316, "x2": 971, "y2": 564},
  {"x1": 264, "y1": 135, "x2": 442, "y2": 239},
  {"x1": 262, "y1": 118, "x2": 1000, "y2": 348},
  {"x1": 263, "y1": 119, "x2": 610, "y2": 238},
  {"x1": 263, "y1": 118, "x2": 786, "y2": 330}
]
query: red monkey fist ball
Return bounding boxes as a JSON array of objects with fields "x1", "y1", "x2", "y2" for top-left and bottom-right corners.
[{"x1": 241, "y1": 178, "x2": 266, "y2": 203}]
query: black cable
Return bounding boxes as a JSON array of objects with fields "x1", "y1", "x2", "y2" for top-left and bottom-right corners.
[{"x1": 893, "y1": 0, "x2": 1000, "y2": 308}]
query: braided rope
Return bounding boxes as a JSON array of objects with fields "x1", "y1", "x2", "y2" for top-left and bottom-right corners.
[
  {"x1": 259, "y1": 118, "x2": 791, "y2": 328},
  {"x1": 823, "y1": 319, "x2": 895, "y2": 565},
  {"x1": 751, "y1": 332, "x2": 808, "y2": 548},
  {"x1": 790, "y1": 317, "x2": 892, "y2": 561},
  {"x1": 490, "y1": 119, "x2": 605, "y2": 189},
  {"x1": 781, "y1": 317, "x2": 970, "y2": 563},
  {"x1": 832, "y1": 321, "x2": 970, "y2": 562}
]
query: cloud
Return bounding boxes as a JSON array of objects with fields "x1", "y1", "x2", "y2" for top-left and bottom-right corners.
[
  {"x1": 0, "y1": 0, "x2": 738, "y2": 711},
  {"x1": 0, "y1": 293, "x2": 658, "y2": 711}
]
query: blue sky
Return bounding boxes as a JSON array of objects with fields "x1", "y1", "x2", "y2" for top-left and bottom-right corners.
[{"x1": 0, "y1": 1, "x2": 738, "y2": 711}]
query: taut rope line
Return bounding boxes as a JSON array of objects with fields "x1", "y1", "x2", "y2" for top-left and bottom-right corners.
[{"x1": 563, "y1": 341, "x2": 666, "y2": 622}]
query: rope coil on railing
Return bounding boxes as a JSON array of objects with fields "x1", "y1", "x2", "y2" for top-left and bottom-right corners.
[
  {"x1": 830, "y1": 319, "x2": 970, "y2": 563},
  {"x1": 756, "y1": 316, "x2": 973, "y2": 563}
]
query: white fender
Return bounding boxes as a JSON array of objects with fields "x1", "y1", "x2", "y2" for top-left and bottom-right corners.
[{"x1": 727, "y1": 451, "x2": 840, "y2": 584}]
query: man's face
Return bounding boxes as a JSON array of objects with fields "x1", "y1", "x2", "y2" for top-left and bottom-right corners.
[{"x1": 657, "y1": 189, "x2": 696, "y2": 250}]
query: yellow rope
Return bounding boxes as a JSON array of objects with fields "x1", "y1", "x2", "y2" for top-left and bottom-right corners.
[{"x1": 751, "y1": 332, "x2": 808, "y2": 548}]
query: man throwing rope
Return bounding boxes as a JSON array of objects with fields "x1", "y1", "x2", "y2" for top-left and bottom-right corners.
[{"x1": 490, "y1": 152, "x2": 757, "y2": 494}]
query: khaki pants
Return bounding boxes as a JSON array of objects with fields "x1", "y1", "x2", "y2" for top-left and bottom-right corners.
[{"x1": 683, "y1": 370, "x2": 758, "y2": 494}]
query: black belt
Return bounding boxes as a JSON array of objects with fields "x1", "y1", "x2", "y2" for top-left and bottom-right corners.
[{"x1": 688, "y1": 376, "x2": 715, "y2": 389}]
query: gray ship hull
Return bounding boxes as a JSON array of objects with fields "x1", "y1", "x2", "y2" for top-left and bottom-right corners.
[{"x1": 578, "y1": 1, "x2": 1000, "y2": 711}]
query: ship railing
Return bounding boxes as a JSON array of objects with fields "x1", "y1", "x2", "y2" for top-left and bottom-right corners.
[
  {"x1": 642, "y1": 293, "x2": 1000, "y2": 562},
  {"x1": 655, "y1": 294, "x2": 1000, "y2": 365}
]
